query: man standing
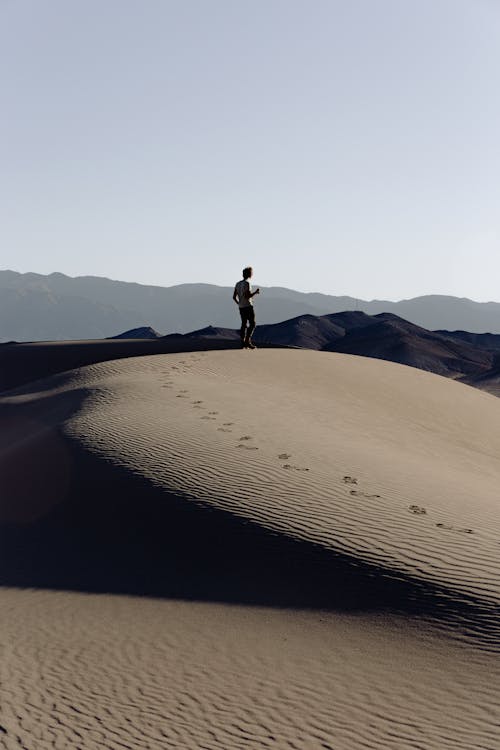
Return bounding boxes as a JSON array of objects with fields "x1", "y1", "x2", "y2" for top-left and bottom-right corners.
[{"x1": 233, "y1": 266, "x2": 260, "y2": 349}]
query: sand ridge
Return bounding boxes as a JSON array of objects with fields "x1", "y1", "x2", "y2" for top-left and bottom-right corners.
[
  {"x1": 2, "y1": 348, "x2": 500, "y2": 749},
  {"x1": 65, "y1": 350, "x2": 500, "y2": 620}
]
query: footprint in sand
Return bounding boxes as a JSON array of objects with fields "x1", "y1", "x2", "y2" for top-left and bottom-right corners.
[
  {"x1": 239, "y1": 435, "x2": 253, "y2": 441},
  {"x1": 192, "y1": 400, "x2": 203, "y2": 404},
  {"x1": 201, "y1": 416, "x2": 216, "y2": 420},
  {"x1": 217, "y1": 428, "x2": 232, "y2": 432},
  {"x1": 223, "y1": 422, "x2": 234, "y2": 426},
  {"x1": 278, "y1": 453, "x2": 292, "y2": 460},
  {"x1": 343, "y1": 476, "x2": 358, "y2": 485},
  {"x1": 350, "y1": 489, "x2": 381, "y2": 499},
  {"x1": 436, "y1": 523, "x2": 474, "y2": 534},
  {"x1": 282, "y1": 464, "x2": 309, "y2": 472},
  {"x1": 179, "y1": 389, "x2": 189, "y2": 393},
  {"x1": 409, "y1": 505, "x2": 427, "y2": 515},
  {"x1": 237, "y1": 445, "x2": 259, "y2": 450},
  {"x1": 208, "y1": 411, "x2": 219, "y2": 415},
  {"x1": 176, "y1": 394, "x2": 188, "y2": 398}
]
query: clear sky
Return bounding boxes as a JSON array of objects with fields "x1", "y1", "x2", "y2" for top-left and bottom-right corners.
[{"x1": 1, "y1": 0, "x2": 499, "y2": 301}]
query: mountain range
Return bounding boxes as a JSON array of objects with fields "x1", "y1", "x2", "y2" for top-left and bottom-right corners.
[{"x1": 3, "y1": 270, "x2": 500, "y2": 341}]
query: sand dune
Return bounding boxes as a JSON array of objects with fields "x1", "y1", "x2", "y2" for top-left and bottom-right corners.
[
  {"x1": 1, "y1": 349, "x2": 500, "y2": 748},
  {"x1": 0, "y1": 337, "x2": 247, "y2": 392}
]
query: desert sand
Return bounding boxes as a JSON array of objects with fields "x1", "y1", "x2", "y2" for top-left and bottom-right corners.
[
  {"x1": 0, "y1": 337, "x2": 246, "y2": 392},
  {"x1": 1, "y1": 348, "x2": 499, "y2": 749}
]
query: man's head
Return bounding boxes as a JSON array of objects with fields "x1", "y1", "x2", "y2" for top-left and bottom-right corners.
[{"x1": 242, "y1": 266, "x2": 253, "y2": 279}]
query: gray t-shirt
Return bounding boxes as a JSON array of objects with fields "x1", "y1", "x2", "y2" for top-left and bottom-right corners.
[{"x1": 235, "y1": 279, "x2": 252, "y2": 308}]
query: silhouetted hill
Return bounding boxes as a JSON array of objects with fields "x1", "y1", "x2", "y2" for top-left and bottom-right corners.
[
  {"x1": 434, "y1": 330, "x2": 500, "y2": 353},
  {"x1": 257, "y1": 314, "x2": 346, "y2": 348},
  {"x1": 185, "y1": 326, "x2": 240, "y2": 340},
  {"x1": 325, "y1": 314, "x2": 491, "y2": 378},
  {"x1": 178, "y1": 311, "x2": 494, "y2": 380},
  {"x1": 185, "y1": 312, "x2": 371, "y2": 348},
  {"x1": 182, "y1": 311, "x2": 493, "y2": 380},
  {"x1": 3, "y1": 270, "x2": 500, "y2": 341},
  {"x1": 110, "y1": 326, "x2": 161, "y2": 340},
  {"x1": 458, "y1": 350, "x2": 500, "y2": 396}
]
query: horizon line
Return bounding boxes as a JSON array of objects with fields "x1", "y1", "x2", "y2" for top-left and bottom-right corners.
[{"x1": 1, "y1": 268, "x2": 500, "y2": 306}]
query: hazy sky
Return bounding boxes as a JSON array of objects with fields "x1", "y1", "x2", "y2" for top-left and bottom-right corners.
[{"x1": 1, "y1": 0, "x2": 499, "y2": 301}]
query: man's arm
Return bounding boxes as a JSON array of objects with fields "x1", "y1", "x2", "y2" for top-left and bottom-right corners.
[
  {"x1": 232, "y1": 286, "x2": 239, "y2": 304},
  {"x1": 243, "y1": 281, "x2": 260, "y2": 300}
]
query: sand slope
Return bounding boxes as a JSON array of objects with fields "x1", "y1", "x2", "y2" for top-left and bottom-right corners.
[
  {"x1": 67, "y1": 350, "x2": 500, "y2": 615},
  {"x1": 1, "y1": 349, "x2": 500, "y2": 749}
]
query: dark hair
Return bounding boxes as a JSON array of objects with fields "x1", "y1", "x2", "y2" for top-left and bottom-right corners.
[{"x1": 242, "y1": 267, "x2": 252, "y2": 279}]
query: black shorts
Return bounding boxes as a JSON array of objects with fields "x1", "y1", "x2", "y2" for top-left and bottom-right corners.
[{"x1": 239, "y1": 305, "x2": 255, "y2": 328}]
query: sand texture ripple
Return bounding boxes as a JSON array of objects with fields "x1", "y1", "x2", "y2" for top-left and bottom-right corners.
[{"x1": 1, "y1": 349, "x2": 500, "y2": 749}]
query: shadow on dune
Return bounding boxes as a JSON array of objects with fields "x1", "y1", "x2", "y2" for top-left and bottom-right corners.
[
  {"x1": 0, "y1": 389, "x2": 495, "y2": 634},
  {"x1": 0, "y1": 440, "x2": 430, "y2": 611},
  {"x1": 0, "y1": 400, "x2": 486, "y2": 628}
]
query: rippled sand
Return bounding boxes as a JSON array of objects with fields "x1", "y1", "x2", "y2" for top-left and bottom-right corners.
[{"x1": 1, "y1": 349, "x2": 499, "y2": 749}]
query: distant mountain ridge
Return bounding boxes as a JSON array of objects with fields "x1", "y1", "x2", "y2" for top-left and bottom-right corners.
[{"x1": 2, "y1": 270, "x2": 500, "y2": 341}]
